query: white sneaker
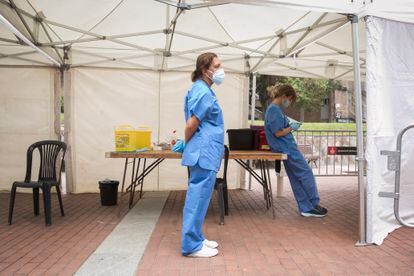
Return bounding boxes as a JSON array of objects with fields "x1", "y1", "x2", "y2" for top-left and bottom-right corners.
[
  {"x1": 203, "y1": 239, "x2": 219, "y2": 249},
  {"x1": 187, "y1": 244, "x2": 218, "y2": 258}
]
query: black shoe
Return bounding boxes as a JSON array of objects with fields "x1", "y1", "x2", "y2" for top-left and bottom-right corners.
[
  {"x1": 301, "y1": 207, "x2": 327, "y2": 217},
  {"x1": 314, "y1": 205, "x2": 328, "y2": 214}
]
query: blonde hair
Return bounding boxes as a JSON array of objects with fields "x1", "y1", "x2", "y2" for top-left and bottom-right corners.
[{"x1": 267, "y1": 84, "x2": 297, "y2": 103}]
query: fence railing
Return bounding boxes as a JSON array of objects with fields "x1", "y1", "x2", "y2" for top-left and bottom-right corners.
[{"x1": 293, "y1": 130, "x2": 366, "y2": 176}]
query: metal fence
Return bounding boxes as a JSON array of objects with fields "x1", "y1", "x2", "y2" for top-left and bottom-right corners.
[{"x1": 293, "y1": 130, "x2": 366, "y2": 176}]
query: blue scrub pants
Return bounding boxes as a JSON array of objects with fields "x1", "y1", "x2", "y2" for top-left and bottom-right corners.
[
  {"x1": 181, "y1": 164, "x2": 217, "y2": 255},
  {"x1": 283, "y1": 148, "x2": 320, "y2": 213}
]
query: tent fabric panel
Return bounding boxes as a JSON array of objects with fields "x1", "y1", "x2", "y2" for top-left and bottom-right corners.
[
  {"x1": 0, "y1": 68, "x2": 56, "y2": 191},
  {"x1": 70, "y1": 68, "x2": 160, "y2": 193},
  {"x1": 366, "y1": 16, "x2": 414, "y2": 245}
]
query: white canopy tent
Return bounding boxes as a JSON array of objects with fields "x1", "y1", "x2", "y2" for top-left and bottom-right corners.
[{"x1": 0, "y1": 0, "x2": 413, "y2": 245}]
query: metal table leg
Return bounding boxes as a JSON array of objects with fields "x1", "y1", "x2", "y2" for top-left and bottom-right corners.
[
  {"x1": 265, "y1": 160, "x2": 276, "y2": 219},
  {"x1": 125, "y1": 158, "x2": 165, "y2": 209},
  {"x1": 130, "y1": 158, "x2": 143, "y2": 207},
  {"x1": 234, "y1": 159, "x2": 276, "y2": 218},
  {"x1": 128, "y1": 158, "x2": 137, "y2": 208},
  {"x1": 118, "y1": 158, "x2": 129, "y2": 217}
]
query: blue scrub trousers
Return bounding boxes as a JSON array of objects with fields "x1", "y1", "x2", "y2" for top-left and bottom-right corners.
[
  {"x1": 283, "y1": 147, "x2": 320, "y2": 213},
  {"x1": 181, "y1": 163, "x2": 217, "y2": 255}
]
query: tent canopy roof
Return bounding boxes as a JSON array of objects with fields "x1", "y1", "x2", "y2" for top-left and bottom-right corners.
[{"x1": 0, "y1": 0, "x2": 405, "y2": 80}]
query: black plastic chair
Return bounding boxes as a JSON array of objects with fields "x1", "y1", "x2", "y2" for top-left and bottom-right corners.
[
  {"x1": 8, "y1": 140, "x2": 67, "y2": 226},
  {"x1": 214, "y1": 145, "x2": 229, "y2": 225}
]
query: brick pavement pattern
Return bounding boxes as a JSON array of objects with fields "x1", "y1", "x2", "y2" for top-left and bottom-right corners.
[
  {"x1": 137, "y1": 177, "x2": 414, "y2": 275},
  {"x1": 0, "y1": 192, "x2": 124, "y2": 276}
]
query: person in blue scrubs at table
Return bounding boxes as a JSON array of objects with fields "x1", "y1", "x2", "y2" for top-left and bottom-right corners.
[
  {"x1": 264, "y1": 84, "x2": 328, "y2": 218},
  {"x1": 173, "y1": 52, "x2": 225, "y2": 258}
]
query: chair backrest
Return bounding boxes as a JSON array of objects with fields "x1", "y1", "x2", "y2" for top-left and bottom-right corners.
[
  {"x1": 24, "y1": 140, "x2": 67, "y2": 183},
  {"x1": 222, "y1": 145, "x2": 229, "y2": 181}
]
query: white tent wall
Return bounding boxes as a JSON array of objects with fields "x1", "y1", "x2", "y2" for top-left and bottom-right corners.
[
  {"x1": 69, "y1": 68, "x2": 248, "y2": 193},
  {"x1": 366, "y1": 16, "x2": 414, "y2": 245},
  {"x1": 69, "y1": 68, "x2": 160, "y2": 193},
  {"x1": 0, "y1": 67, "x2": 58, "y2": 191}
]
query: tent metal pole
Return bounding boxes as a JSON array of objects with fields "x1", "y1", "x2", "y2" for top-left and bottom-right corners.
[
  {"x1": 0, "y1": 50, "x2": 37, "y2": 59},
  {"x1": 351, "y1": 14, "x2": 367, "y2": 246},
  {"x1": 0, "y1": 64, "x2": 52, "y2": 68},
  {"x1": 0, "y1": 55, "x2": 50, "y2": 65},
  {"x1": 285, "y1": 13, "x2": 327, "y2": 56},
  {"x1": 316, "y1": 41, "x2": 366, "y2": 63},
  {"x1": 250, "y1": 73, "x2": 257, "y2": 125},
  {"x1": 250, "y1": 37, "x2": 280, "y2": 72},
  {"x1": 333, "y1": 63, "x2": 366, "y2": 80},
  {"x1": 8, "y1": 0, "x2": 37, "y2": 43},
  {"x1": 63, "y1": 69, "x2": 75, "y2": 193},
  {"x1": 284, "y1": 17, "x2": 347, "y2": 36},
  {"x1": 38, "y1": 23, "x2": 64, "y2": 63},
  {"x1": 272, "y1": 61, "x2": 326, "y2": 79},
  {"x1": 0, "y1": 14, "x2": 60, "y2": 66},
  {"x1": 0, "y1": 37, "x2": 19, "y2": 44},
  {"x1": 248, "y1": 73, "x2": 257, "y2": 190},
  {"x1": 287, "y1": 21, "x2": 349, "y2": 57},
  {"x1": 174, "y1": 30, "x2": 279, "y2": 57}
]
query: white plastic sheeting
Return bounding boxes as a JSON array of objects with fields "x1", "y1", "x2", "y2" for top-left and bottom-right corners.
[
  {"x1": 366, "y1": 16, "x2": 414, "y2": 244},
  {"x1": 70, "y1": 68, "x2": 248, "y2": 193},
  {"x1": 0, "y1": 68, "x2": 57, "y2": 191}
]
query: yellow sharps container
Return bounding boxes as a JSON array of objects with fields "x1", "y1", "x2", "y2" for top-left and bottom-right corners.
[
  {"x1": 136, "y1": 125, "x2": 152, "y2": 150},
  {"x1": 114, "y1": 125, "x2": 136, "y2": 152}
]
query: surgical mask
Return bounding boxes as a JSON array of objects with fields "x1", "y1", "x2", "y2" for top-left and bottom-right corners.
[
  {"x1": 282, "y1": 99, "x2": 290, "y2": 108},
  {"x1": 208, "y1": 68, "x2": 225, "y2": 85}
]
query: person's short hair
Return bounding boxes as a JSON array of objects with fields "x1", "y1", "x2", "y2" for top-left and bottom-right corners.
[
  {"x1": 191, "y1": 52, "x2": 217, "y2": 82},
  {"x1": 267, "y1": 84, "x2": 297, "y2": 103}
]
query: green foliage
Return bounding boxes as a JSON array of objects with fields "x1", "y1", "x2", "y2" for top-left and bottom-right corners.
[
  {"x1": 254, "y1": 75, "x2": 344, "y2": 119},
  {"x1": 278, "y1": 77, "x2": 343, "y2": 112}
]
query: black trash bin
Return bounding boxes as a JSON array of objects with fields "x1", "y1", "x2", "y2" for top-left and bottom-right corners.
[{"x1": 99, "y1": 180, "x2": 119, "y2": 206}]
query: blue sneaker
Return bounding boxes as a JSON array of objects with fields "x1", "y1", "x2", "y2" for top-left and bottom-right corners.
[
  {"x1": 301, "y1": 207, "x2": 327, "y2": 217},
  {"x1": 314, "y1": 205, "x2": 328, "y2": 214}
]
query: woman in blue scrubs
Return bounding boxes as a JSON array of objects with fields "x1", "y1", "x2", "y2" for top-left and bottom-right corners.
[
  {"x1": 264, "y1": 84, "x2": 328, "y2": 218},
  {"x1": 180, "y1": 52, "x2": 225, "y2": 258}
]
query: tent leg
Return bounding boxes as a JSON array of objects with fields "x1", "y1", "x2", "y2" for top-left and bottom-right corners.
[
  {"x1": 63, "y1": 69, "x2": 74, "y2": 193},
  {"x1": 351, "y1": 15, "x2": 368, "y2": 246},
  {"x1": 248, "y1": 73, "x2": 257, "y2": 190}
]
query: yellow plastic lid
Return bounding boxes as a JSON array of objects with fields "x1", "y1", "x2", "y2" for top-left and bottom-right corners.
[
  {"x1": 136, "y1": 125, "x2": 151, "y2": 132},
  {"x1": 115, "y1": 124, "x2": 134, "y2": 131}
]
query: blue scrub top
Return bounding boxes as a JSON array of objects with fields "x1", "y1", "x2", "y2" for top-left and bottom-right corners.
[
  {"x1": 182, "y1": 79, "x2": 224, "y2": 172},
  {"x1": 264, "y1": 103, "x2": 297, "y2": 154}
]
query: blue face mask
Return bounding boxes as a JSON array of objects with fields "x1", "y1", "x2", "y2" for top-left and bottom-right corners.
[
  {"x1": 282, "y1": 99, "x2": 291, "y2": 108},
  {"x1": 209, "y1": 68, "x2": 225, "y2": 85}
]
